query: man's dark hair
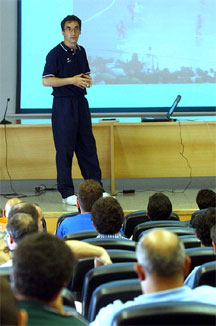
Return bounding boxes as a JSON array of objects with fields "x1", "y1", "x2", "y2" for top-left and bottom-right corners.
[
  {"x1": 13, "y1": 233, "x2": 74, "y2": 302},
  {"x1": 91, "y1": 197, "x2": 124, "y2": 234},
  {"x1": 147, "y1": 193, "x2": 172, "y2": 220},
  {"x1": 8, "y1": 202, "x2": 39, "y2": 223},
  {"x1": 77, "y1": 179, "x2": 103, "y2": 212},
  {"x1": 61, "y1": 15, "x2": 81, "y2": 31},
  {"x1": 0, "y1": 277, "x2": 19, "y2": 326},
  {"x1": 194, "y1": 207, "x2": 216, "y2": 246},
  {"x1": 210, "y1": 224, "x2": 216, "y2": 243},
  {"x1": 6, "y1": 213, "x2": 38, "y2": 244},
  {"x1": 196, "y1": 189, "x2": 216, "y2": 210}
]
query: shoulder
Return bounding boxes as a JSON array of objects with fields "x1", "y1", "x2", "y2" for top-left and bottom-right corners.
[{"x1": 46, "y1": 43, "x2": 63, "y2": 59}]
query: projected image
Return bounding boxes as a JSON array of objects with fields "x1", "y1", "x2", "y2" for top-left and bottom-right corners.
[{"x1": 19, "y1": 0, "x2": 216, "y2": 110}]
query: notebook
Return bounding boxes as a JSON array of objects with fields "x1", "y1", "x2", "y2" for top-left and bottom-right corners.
[{"x1": 141, "y1": 95, "x2": 181, "y2": 122}]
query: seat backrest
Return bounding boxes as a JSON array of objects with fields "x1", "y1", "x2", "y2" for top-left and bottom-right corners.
[
  {"x1": 88, "y1": 279, "x2": 142, "y2": 322},
  {"x1": 123, "y1": 211, "x2": 180, "y2": 238},
  {"x1": 111, "y1": 301, "x2": 216, "y2": 326},
  {"x1": 123, "y1": 210, "x2": 150, "y2": 238},
  {"x1": 195, "y1": 261, "x2": 216, "y2": 287},
  {"x1": 55, "y1": 212, "x2": 79, "y2": 234},
  {"x1": 179, "y1": 235, "x2": 201, "y2": 248},
  {"x1": 185, "y1": 247, "x2": 215, "y2": 272},
  {"x1": 70, "y1": 250, "x2": 137, "y2": 294},
  {"x1": 132, "y1": 220, "x2": 192, "y2": 241},
  {"x1": 82, "y1": 262, "x2": 138, "y2": 318},
  {"x1": 82, "y1": 238, "x2": 137, "y2": 251},
  {"x1": 64, "y1": 229, "x2": 98, "y2": 241}
]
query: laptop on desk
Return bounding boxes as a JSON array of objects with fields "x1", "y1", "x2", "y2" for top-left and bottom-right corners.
[{"x1": 141, "y1": 95, "x2": 181, "y2": 122}]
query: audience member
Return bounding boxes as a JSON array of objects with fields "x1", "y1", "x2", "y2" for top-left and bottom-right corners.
[
  {"x1": 210, "y1": 224, "x2": 216, "y2": 252},
  {"x1": 184, "y1": 207, "x2": 216, "y2": 288},
  {"x1": 0, "y1": 213, "x2": 38, "y2": 268},
  {"x1": 147, "y1": 193, "x2": 179, "y2": 221},
  {"x1": 190, "y1": 189, "x2": 216, "y2": 226},
  {"x1": 8, "y1": 202, "x2": 43, "y2": 232},
  {"x1": 3, "y1": 198, "x2": 22, "y2": 218},
  {"x1": 0, "y1": 198, "x2": 23, "y2": 265},
  {"x1": 13, "y1": 233, "x2": 89, "y2": 325},
  {"x1": 91, "y1": 197, "x2": 126, "y2": 239},
  {"x1": 196, "y1": 189, "x2": 216, "y2": 210},
  {"x1": 57, "y1": 179, "x2": 103, "y2": 238},
  {"x1": 0, "y1": 276, "x2": 27, "y2": 326},
  {"x1": 90, "y1": 229, "x2": 216, "y2": 326}
]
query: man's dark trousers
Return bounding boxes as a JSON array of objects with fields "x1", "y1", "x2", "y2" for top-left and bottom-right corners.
[{"x1": 52, "y1": 96, "x2": 102, "y2": 198}]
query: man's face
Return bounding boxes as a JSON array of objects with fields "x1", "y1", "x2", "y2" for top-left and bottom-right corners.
[{"x1": 62, "y1": 20, "x2": 81, "y2": 48}]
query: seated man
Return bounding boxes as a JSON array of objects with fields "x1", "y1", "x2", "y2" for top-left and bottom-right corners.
[
  {"x1": 0, "y1": 276, "x2": 27, "y2": 326},
  {"x1": 190, "y1": 189, "x2": 216, "y2": 226},
  {"x1": 57, "y1": 179, "x2": 103, "y2": 238},
  {"x1": 1, "y1": 213, "x2": 38, "y2": 268},
  {"x1": 210, "y1": 224, "x2": 216, "y2": 252},
  {"x1": 13, "y1": 233, "x2": 88, "y2": 326},
  {"x1": 147, "y1": 192, "x2": 179, "y2": 221},
  {"x1": 0, "y1": 198, "x2": 22, "y2": 265},
  {"x1": 90, "y1": 229, "x2": 216, "y2": 326},
  {"x1": 8, "y1": 202, "x2": 44, "y2": 232},
  {"x1": 184, "y1": 207, "x2": 216, "y2": 288},
  {"x1": 91, "y1": 197, "x2": 126, "y2": 239}
]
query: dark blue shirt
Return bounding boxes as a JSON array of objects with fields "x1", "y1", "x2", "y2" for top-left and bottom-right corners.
[{"x1": 42, "y1": 42, "x2": 90, "y2": 97}]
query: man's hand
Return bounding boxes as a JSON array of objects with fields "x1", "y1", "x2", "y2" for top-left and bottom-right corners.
[
  {"x1": 72, "y1": 73, "x2": 92, "y2": 89},
  {"x1": 94, "y1": 248, "x2": 112, "y2": 267}
]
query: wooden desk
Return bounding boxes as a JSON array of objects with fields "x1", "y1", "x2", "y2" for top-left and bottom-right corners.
[{"x1": 1, "y1": 121, "x2": 215, "y2": 194}]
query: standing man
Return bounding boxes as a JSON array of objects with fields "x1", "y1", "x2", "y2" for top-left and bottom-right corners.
[{"x1": 42, "y1": 15, "x2": 107, "y2": 205}]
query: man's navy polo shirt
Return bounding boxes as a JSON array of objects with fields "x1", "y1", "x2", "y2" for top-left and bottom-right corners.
[{"x1": 42, "y1": 42, "x2": 90, "y2": 97}]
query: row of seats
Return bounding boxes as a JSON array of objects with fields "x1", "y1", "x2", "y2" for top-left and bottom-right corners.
[{"x1": 68, "y1": 246, "x2": 215, "y2": 318}]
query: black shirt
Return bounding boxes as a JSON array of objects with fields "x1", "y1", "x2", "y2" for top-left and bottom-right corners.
[{"x1": 42, "y1": 42, "x2": 90, "y2": 97}]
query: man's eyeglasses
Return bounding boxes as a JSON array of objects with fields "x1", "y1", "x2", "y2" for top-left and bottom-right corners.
[{"x1": 64, "y1": 26, "x2": 80, "y2": 33}]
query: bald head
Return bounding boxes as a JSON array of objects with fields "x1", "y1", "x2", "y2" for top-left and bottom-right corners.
[
  {"x1": 4, "y1": 198, "x2": 22, "y2": 218},
  {"x1": 136, "y1": 229, "x2": 185, "y2": 277}
]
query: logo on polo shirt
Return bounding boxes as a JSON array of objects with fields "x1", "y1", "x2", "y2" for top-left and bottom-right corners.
[{"x1": 67, "y1": 57, "x2": 71, "y2": 63}]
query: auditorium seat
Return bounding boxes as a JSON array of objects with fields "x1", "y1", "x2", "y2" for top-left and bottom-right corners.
[
  {"x1": 132, "y1": 220, "x2": 192, "y2": 241},
  {"x1": 69, "y1": 250, "x2": 137, "y2": 300},
  {"x1": 194, "y1": 261, "x2": 216, "y2": 288},
  {"x1": 88, "y1": 279, "x2": 142, "y2": 322},
  {"x1": 63, "y1": 230, "x2": 98, "y2": 241},
  {"x1": 179, "y1": 235, "x2": 201, "y2": 248},
  {"x1": 82, "y1": 262, "x2": 138, "y2": 318},
  {"x1": 82, "y1": 238, "x2": 137, "y2": 251},
  {"x1": 185, "y1": 247, "x2": 215, "y2": 272},
  {"x1": 123, "y1": 210, "x2": 180, "y2": 238},
  {"x1": 111, "y1": 301, "x2": 216, "y2": 326}
]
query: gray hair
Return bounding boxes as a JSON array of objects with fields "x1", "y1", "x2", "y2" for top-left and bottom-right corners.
[{"x1": 136, "y1": 230, "x2": 185, "y2": 277}]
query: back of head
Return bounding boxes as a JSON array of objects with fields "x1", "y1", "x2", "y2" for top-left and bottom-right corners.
[
  {"x1": 196, "y1": 189, "x2": 216, "y2": 210},
  {"x1": 13, "y1": 233, "x2": 74, "y2": 302},
  {"x1": 194, "y1": 207, "x2": 216, "y2": 246},
  {"x1": 8, "y1": 202, "x2": 39, "y2": 223},
  {"x1": 4, "y1": 198, "x2": 22, "y2": 218},
  {"x1": 136, "y1": 229, "x2": 185, "y2": 278},
  {"x1": 6, "y1": 213, "x2": 38, "y2": 244},
  {"x1": 77, "y1": 179, "x2": 103, "y2": 212},
  {"x1": 147, "y1": 193, "x2": 172, "y2": 220},
  {"x1": 0, "y1": 276, "x2": 19, "y2": 326},
  {"x1": 91, "y1": 197, "x2": 124, "y2": 234}
]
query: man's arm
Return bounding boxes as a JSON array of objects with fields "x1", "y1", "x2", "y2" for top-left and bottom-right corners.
[
  {"x1": 42, "y1": 74, "x2": 92, "y2": 89},
  {"x1": 65, "y1": 240, "x2": 112, "y2": 265}
]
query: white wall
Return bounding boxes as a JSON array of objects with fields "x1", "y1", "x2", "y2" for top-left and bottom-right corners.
[{"x1": 0, "y1": 0, "x2": 17, "y2": 120}]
